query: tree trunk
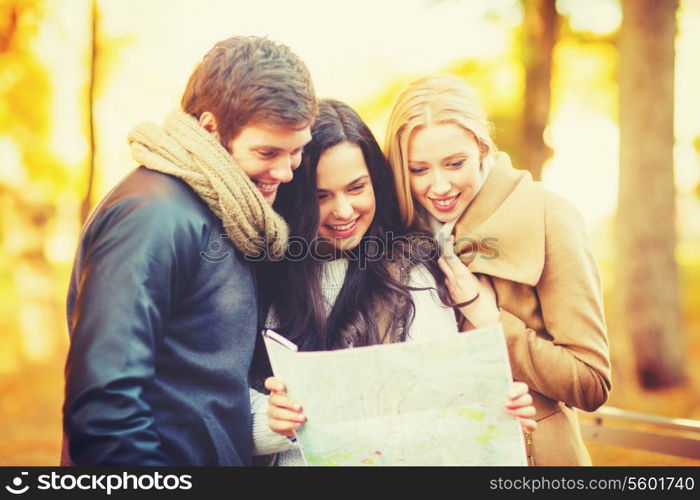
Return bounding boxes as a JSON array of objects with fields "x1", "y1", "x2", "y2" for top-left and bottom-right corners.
[
  {"x1": 618, "y1": 0, "x2": 684, "y2": 388},
  {"x1": 80, "y1": 0, "x2": 97, "y2": 224},
  {"x1": 520, "y1": 0, "x2": 557, "y2": 180}
]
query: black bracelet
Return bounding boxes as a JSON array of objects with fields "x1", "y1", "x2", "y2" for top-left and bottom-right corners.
[{"x1": 453, "y1": 292, "x2": 480, "y2": 308}]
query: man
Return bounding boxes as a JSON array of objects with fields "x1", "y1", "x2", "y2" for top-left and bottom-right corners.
[{"x1": 62, "y1": 36, "x2": 316, "y2": 466}]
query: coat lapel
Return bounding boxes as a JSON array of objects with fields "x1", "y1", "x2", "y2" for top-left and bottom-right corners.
[{"x1": 453, "y1": 153, "x2": 545, "y2": 287}]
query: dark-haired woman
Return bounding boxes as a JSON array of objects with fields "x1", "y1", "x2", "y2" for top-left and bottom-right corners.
[{"x1": 251, "y1": 99, "x2": 536, "y2": 465}]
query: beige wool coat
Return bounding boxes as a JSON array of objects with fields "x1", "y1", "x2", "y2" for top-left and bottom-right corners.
[{"x1": 452, "y1": 153, "x2": 611, "y2": 466}]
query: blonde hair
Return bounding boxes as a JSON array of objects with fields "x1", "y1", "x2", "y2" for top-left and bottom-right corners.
[{"x1": 384, "y1": 74, "x2": 496, "y2": 227}]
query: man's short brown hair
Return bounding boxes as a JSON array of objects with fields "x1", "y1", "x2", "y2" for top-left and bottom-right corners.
[{"x1": 182, "y1": 36, "x2": 317, "y2": 146}]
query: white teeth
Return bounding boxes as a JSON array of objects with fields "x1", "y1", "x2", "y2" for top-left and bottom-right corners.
[
  {"x1": 329, "y1": 220, "x2": 356, "y2": 231},
  {"x1": 256, "y1": 182, "x2": 278, "y2": 191},
  {"x1": 434, "y1": 195, "x2": 458, "y2": 207}
]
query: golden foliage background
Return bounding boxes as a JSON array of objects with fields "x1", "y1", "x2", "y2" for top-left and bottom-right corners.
[{"x1": 1, "y1": 0, "x2": 699, "y2": 465}]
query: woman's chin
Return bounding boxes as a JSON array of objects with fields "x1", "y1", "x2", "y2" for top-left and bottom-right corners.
[
  {"x1": 426, "y1": 208, "x2": 460, "y2": 223},
  {"x1": 316, "y1": 237, "x2": 361, "y2": 256}
]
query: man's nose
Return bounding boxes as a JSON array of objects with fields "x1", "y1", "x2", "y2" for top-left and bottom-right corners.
[{"x1": 269, "y1": 156, "x2": 294, "y2": 183}]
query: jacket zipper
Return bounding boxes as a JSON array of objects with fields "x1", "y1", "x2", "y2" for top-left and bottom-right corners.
[{"x1": 524, "y1": 431, "x2": 534, "y2": 466}]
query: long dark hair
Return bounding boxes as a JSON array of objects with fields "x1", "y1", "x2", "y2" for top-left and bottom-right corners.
[{"x1": 261, "y1": 99, "x2": 448, "y2": 352}]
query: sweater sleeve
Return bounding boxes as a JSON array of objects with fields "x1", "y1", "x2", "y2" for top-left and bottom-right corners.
[
  {"x1": 250, "y1": 388, "x2": 296, "y2": 456},
  {"x1": 405, "y1": 265, "x2": 459, "y2": 342},
  {"x1": 250, "y1": 306, "x2": 297, "y2": 456},
  {"x1": 500, "y1": 196, "x2": 611, "y2": 412}
]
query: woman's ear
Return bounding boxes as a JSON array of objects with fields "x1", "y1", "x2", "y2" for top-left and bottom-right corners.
[
  {"x1": 198, "y1": 111, "x2": 220, "y2": 139},
  {"x1": 478, "y1": 141, "x2": 489, "y2": 161},
  {"x1": 478, "y1": 143, "x2": 490, "y2": 170}
]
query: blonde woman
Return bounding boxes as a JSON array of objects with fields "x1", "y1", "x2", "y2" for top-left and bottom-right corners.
[{"x1": 383, "y1": 74, "x2": 611, "y2": 465}]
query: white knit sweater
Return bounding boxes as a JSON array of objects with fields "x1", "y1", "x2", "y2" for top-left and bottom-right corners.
[{"x1": 250, "y1": 258, "x2": 459, "y2": 466}]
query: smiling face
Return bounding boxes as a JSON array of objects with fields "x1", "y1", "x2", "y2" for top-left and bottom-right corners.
[
  {"x1": 228, "y1": 122, "x2": 312, "y2": 204},
  {"x1": 198, "y1": 111, "x2": 312, "y2": 205},
  {"x1": 407, "y1": 123, "x2": 484, "y2": 223},
  {"x1": 315, "y1": 142, "x2": 376, "y2": 252}
]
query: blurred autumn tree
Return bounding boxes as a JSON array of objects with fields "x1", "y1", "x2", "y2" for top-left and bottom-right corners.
[
  {"x1": 362, "y1": 0, "x2": 618, "y2": 183},
  {"x1": 618, "y1": 0, "x2": 686, "y2": 388},
  {"x1": 0, "y1": 0, "x2": 63, "y2": 366},
  {"x1": 518, "y1": 0, "x2": 557, "y2": 181},
  {"x1": 0, "y1": 0, "x2": 129, "y2": 370},
  {"x1": 82, "y1": 0, "x2": 97, "y2": 223},
  {"x1": 0, "y1": 0, "x2": 65, "y2": 186}
]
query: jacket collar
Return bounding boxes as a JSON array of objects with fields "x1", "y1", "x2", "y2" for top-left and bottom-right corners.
[{"x1": 452, "y1": 152, "x2": 545, "y2": 286}]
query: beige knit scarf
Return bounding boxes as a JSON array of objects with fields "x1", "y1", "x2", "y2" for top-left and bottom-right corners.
[{"x1": 128, "y1": 108, "x2": 289, "y2": 259}]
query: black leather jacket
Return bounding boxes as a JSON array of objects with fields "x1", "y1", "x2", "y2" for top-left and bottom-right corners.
[{"x1": 63, "y1": 167, "x2": 257, "y2": 465}]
